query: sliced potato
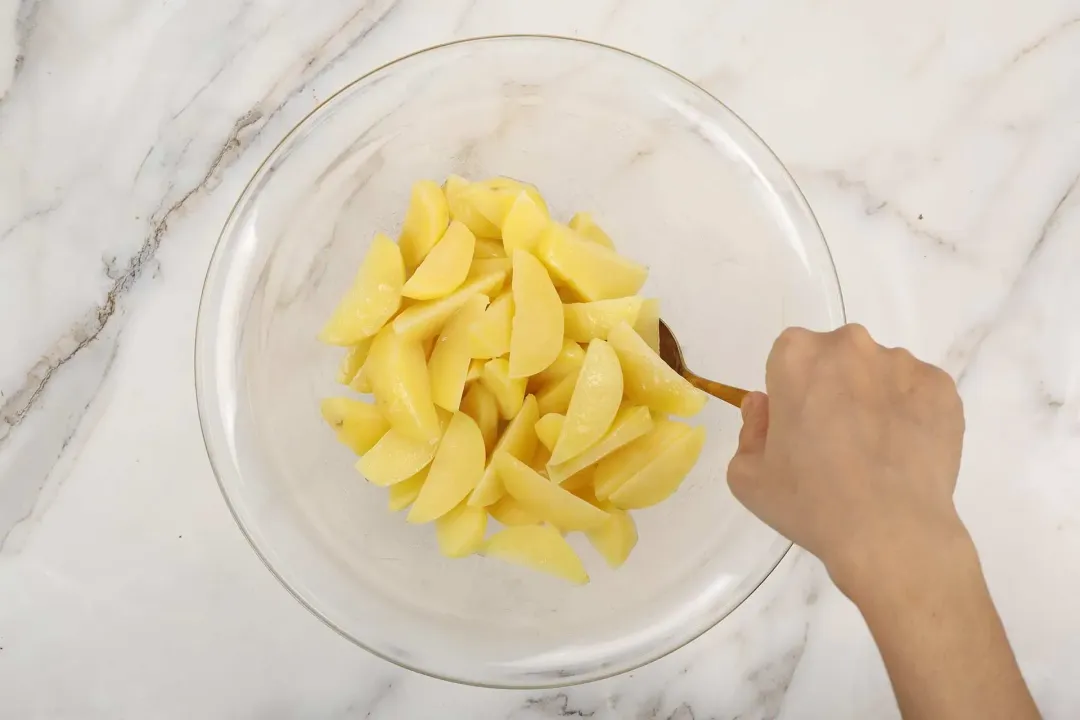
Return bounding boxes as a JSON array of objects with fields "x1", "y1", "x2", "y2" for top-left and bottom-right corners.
[
  {"x1": 349, "y1": 368, "x2": 373, "y2": 393},
  {"x1": 608, "y1": 321, "x2": 706, "y2": 417},
  {"x1": 365, "y1": 328, "x2": 441, "y2": 443},
  {"x1": 536, "y1": 224, "x2": 647, "y2": 302},
  {"x1": 549, "y1": 339, "x2": 623, "y2": 466},
  {"x1": 561, "y1": 466, "x2": 596, "y2": 495},
  {"x1": 495, "y1": 453, "x2": 610, "y2": 531},
  {"x1": 593, "y1": 419, "x2": 692, "y2": 500},
  {"x1": 436, "y1": 501, "x2": 488, "y2": 557},
  {"x1": 408, "y1": 412, "x2": 486, "y2": 523},
  {"x1": 479, "y1": 357, "x2": 527, "y2": 420},
  {"x1": 534, "y1": 413, "x2": 565, "y2": 453},
  {"x1": 568, "y1": 211, "x2": 615, "y2": 249},
  {"x1": 634, "y1": 298, "x2": 661, "y2": 353},
  {"x1": 468, "y1": 291, "x2": 513, "y2": 360},
  {"x1": 586, "y1": 506, "x2": 637, "y2": 568},
  {"x1": 319, "y1": 233, "x2": 405, "y2": 345},
  {"x1": 447, "y1": 182, "x2": 505, "y2": 238},
  {"x1": 502, "y1": 191, "x2": 549, "y2": 255},
  {"x1": 536, "y1": 366, "x2": 581, "y2": 416},
  {"x1": 609, "y1": 426, "x2": 706, "y2": 509},
  {"x1": 469, "y1": 395, "x2": 539, "y2": 507},
  {"x1": 399, "y1": 180, "x2": 450, "y2": 272},
  {"x1": 320, "y1": 397, "x2": 390, "y2": 456},
  {"x1": 508, "y1": 250, "x2": 564, "y2": 378},
  {"x1": 459, "y1": 382, "x2": 500, "y2": 453},
  {"x1": 487, "y1": 495, "x2": 541, "y2": 526},
  {"x1": 530, "y1": 339, "x2": 586, "y2": 390},
  {"x1": 358, "y1": 429, "x2": 439, "y2": 487},
  {"x1": 392, "y1": 268, "x2": 507, "y2": 341},
  {"x1": 402, "y1": 220, "x2": 475, "y2": 300},
  {"x1": 548, "y1": 405, "x2": 652, "y2": 484},
  {"x1": 388, "y1": 468, "x2": 428, "y2": 511},
  {"x1": 528, "y1": 445, "x2": 552, "y2": 476},
  {"x1": 336, "y1": 337, "x2": 373, "y2": 385},
  {"x1": 477, "y1": 176, "x2": 549, "y2": 216},
  {"x1": 483, "y1": 525, "x2": 588, "y2": 585},
  {"x1": 473, "y1": 237, "x2": 507, "y2": 259},
  {"x1": 428, "y1": 294, "x2": 490, "y2": 412},
  {"x1": 563, "y1": 297, "x2": 643, "y2": 343}
]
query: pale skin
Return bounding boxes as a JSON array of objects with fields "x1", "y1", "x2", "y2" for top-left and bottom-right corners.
[{"x1": 728, "y1": 324, "x2": 1041, "y2": 720}]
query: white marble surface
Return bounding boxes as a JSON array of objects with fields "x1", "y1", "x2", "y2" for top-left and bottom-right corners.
[{"x1": 1, "y1": 0, "x2": 1079, "y2": 717}]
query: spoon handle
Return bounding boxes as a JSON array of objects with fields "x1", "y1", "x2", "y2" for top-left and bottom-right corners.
[{"x1": 681, "y1": 371, "x2": 749, "y2": 409}]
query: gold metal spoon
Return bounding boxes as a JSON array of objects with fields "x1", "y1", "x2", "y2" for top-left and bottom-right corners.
[{"x1": 658, "y1": 319, "x2": 750, "y2": 409}]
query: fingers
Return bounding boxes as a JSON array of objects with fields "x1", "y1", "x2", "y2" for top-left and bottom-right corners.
[{"x1": 727, "y1": 391, "x2": 769, "y2": 505}]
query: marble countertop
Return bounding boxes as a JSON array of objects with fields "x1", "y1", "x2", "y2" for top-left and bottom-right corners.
[{"x1": 2, "y1": 1, "x2": 1079, "y2": 717}]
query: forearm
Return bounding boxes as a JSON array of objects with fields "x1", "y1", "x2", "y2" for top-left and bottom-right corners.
[{"x1": 844, "y1": 530, "x2": 1040, "y2": 720}]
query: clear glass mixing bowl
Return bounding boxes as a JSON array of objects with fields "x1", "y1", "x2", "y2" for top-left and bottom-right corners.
[{"x1": 195, "y1": 36, "x2": 845, "y2": 688}]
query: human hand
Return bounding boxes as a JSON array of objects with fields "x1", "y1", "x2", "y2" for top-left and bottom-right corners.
[{"x1": 727, "y1": 324, "x2": 968, "y2": 598}]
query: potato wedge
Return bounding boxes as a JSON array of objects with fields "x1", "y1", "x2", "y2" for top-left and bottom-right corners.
[
  {"x1": 495, "y1": 453, "x2": 609, "y2": 531},
  {"x1": 320, "y1": 397, "x2": 390, "y2": 456},
  {"x1": 563, "y1": 297, "x2": 643, "y2": 343},
  {"x1": 537, "y1": 224, "x2": 647, "y2": 302},
  {"x1": 469, "y1": 395, "x2": 539, "y2": 507},
  {"x1": 502, "y1": 191, "x2": 549, "y2": 255},
  {"x1": 509, "y1": 250, "x2": 564, "y2": 378},
  {"x1": 549, "y1": 339, "x2": 623, "y2": 466},
  {"x1": 634, "y1": 298, "x2": 661, "y2": 353},
  {"x1": 408, "y1": 412, "x2": 486, "y2": 523},
  {"x1": 473, "y1": 238, "x2": 507, "y2": 259},
  {"x1": 459, "y1": 382, "x2": 500, "y2": 453},
  {"x1": 477, "y1": 176, "x2": 549, "y2": 216},
  {"x1": 529, "y1": 339, "x2": 586, "y2": 390},
  {"x1": 436, "y1": 501, "x2": 488, "y2": 557},
  {"x1": 535, "y1": 366, "x2": 581, "y2": 416},
  {"x1": 479, "y1": 357, "x2": 527, "y2": 419},
  {"x1": 483, "y1": 525, "x2": 588, "y2": 585},
  {"x1": 548, "y1": 405, "x2": 652, "y2": 484},
  {"x1": 365, "y1": 328, "x2": 441, "y2": 443},
  {"x1": 319, "y1": 233, "x2": 405, "y2": 345},
  {"x1": 349, "y1": 367, "x2": 372, "y2": 394},
  {"x1": 568, "y1": 211, "x2": 615, "y2": 249},
  {"x1": 593, "y1": 419, "x2": 692, "y2": 500},
  {"x1": 336, "y1": 337, "x2": 373, "y2": 385},
  {"x1": 468, "y1": 291, "x2": 513, "y2": 360},
  {"x1": 446, "y1": 181, "x2": 505, "y2": 238},
  {"x1": 402, "y1": 220, "x2": 475, "y2": 300},
  {"x1": 534, "y1": 413, "x2": 565, "y2": 453},
  {"x1": 399, "y1": 180, "x2": 450, "y2": 272},
  {"x1": 609, "y1": 426, "x2": 706, "y2": 509},
  {"x1": 392, "y1": 268, "x2": 507, "y2": 341},
  {"x1": 388, "y1": 469, "x2": 428, "y2": 511},
  {"x1": 358, "y1": 429, "x2": 439, "y2": 487},
  {"x1": 487, "y1": 495, "x2": 541, "y2": 526},
  {"x1": 608, "y1": 322, "x2": 706, "y2": 417},
  {"x1": 586, "y1": 506, "x2": 637, "y2": 568},
  {"x1": 428, "y1": 294, "x2": 490, "y2": 412}
]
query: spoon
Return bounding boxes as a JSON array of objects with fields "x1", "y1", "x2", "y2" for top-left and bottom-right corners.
[{"x1": 658, "y1": 319, "x2": 750, "y2": 409}]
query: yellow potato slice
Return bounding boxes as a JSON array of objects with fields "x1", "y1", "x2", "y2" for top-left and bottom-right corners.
[
  {"x1": 548, "y1": 405, "x2": 652, "y2": 484},
  {"x1": 549, "y1": 339, "x2": 623, "y2": 466},
  {"x1": 319, "y1": 233, "x2": 405, "y2": 345},
  {"x1": 469, "y1": 395, "x2": 539, "y2": 507},
  {"x1": 563, "y1": 297, "x2": 643, "y2": 343},
  {"x1": 388, "y1": 469, "x2": 428, "y2": 511},
  {"x1": 320, "y1": 397, "x2": 390, "y2": 456},
  {"x1": 349, "y1": 367, "x2": 372, "y2": 393},
  {"x1": 568, "y1": 211, "x2": 616, "y2": 249},
  {"x1": 502, "y1": 191, "x2": 550, "y2": 255},
  {"x1": 435, "y1": 501, "x2": 488, "y2": 557},
  {"x1": 473, "y1": 238, "x2": 507, "y2": 259},
  {"x1": 529, "y1": 339, "x2": 586, "y2": 390},
  {"x1": 399, "y1": 180, "x2": 450, "y2": 272},
  {"x1": 466, "y1": 358, "x2": 485, "y2": 382},
  {"x1": 536, "y1": 366, "x2": 581, "y2": 416},
  {"x1": 408, "y1": 412, "x2": 486, "y2": 523},
  {"x1": 608, "y1": 322, "x2": 707, "y2": 417},
  {"x1": 495, "y1": 453, "x2": 609, "y2": 531},
  {"x1": 479, "y1": 357, "x2": 527, "y2": 419},
  {"x1": 467, "y1": 291, "x2": 513, "y2": 360},
  {"x1": 459, "y1": 382, "x2": 500, "y2": 454},
  {"x1": 609, "y1": 426, "x2": 706, "y2": 509},
  {"x1": 509, "y1": 249, "x2": 564, "y2": 378},
  {"x1": 483, "y1": 525, "x2": 588, "y2": 585},
  {"x1": 634, "y1": 298, "x2": 661, "y2": 353},
  {"x1": 391, "y1": 268, "x2": 507, "y2": 341},
  {"x1": 428, "y1": 294, "x2": 490, "y2": 412},
  {"x1": 561, "y1": 466, "x2": 596, "y2": 496},
  {"x1": 336, "y1": 337, "x2": 373, "y2": 384},
  {"x1": 477, "y1": 176, "x2": 549, "y2": 216},
  {"x1": 365, "y1": 328, "x2": 441, "y2": 443},
  {"x1": 487, "y1": 495, "x2": 541, "y2": 526},
  {"x1": 536, "y1": 224, "x2": 647, "y2": 302},
  {"x1": 446, "y1": 180, "x2": 503, "y2": 238},
  {"x1": 358, "y1": 429, "x2": 439, "y2": 487},
  {"x1": 586, "y1": 506, "x2": 637, "y2": 568},
  {"x1": 593, "y1": 419, "x2": 692, "y2": 500},
  {"x1": 534, "y1": 413, "x2": 565, "y2": 453},
  {"x1": 528, "y1": 445, "x2": 552, "y2": 476},
  {"x1": 401, "y1": 220, "x2": 475, "y2": 300}
]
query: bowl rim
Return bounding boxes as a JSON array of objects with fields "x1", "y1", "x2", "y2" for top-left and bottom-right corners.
[{"x1": 194, "y1": 33, "x2": 845, "y2": 689}]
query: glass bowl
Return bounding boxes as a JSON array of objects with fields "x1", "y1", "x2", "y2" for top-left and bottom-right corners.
[{"x1": 195, "y1": 35, "x2": 845, "y2": 688}]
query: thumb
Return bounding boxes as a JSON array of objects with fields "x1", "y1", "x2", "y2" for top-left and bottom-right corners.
[{"x1": 727, "y1": 391, "x2": 770, "y2": 499}]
